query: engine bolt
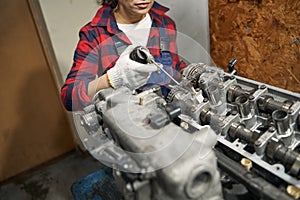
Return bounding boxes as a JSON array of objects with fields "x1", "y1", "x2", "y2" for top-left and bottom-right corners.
[
  {"x1": 268, "y1": 127, "x2": 276, "y2": 132},
  {"x1": 259, "y1": 85, "x2": 266, "y2": 90},
  {"x1": 231, "y1": 110, "x2": 238, "y2": 115},
  {"x1": 180, "y1": 122, "x2": 189, "y2": 130},
  {"x1": 255, "y1": 140, "x2": 262, "y2": 146},
  {"x1": 240, "y1": 158, "x2": 252, "y2": 171},
  {"x1": 139, "y1": 97, "x2": 144, "y2": 105},
  {"x1": 286, "y1": 185, "x2": 300, "y2": 199}
]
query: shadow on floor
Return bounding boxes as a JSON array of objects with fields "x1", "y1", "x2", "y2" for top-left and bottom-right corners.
[{"x1": 0, "y1": 150, "x2": 104, "y2": 200}]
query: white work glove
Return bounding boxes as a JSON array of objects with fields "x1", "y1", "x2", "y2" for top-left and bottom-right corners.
[{"x1": 107, "y1": 45, "x2": 157, "y2": 90}]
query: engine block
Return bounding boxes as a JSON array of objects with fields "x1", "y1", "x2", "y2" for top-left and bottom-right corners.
[{"x1": 80, "y1": 63, "x2": 300, "y2": 200}]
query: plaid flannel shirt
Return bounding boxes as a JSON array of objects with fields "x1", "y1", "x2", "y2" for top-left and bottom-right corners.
[{"x1": 61, "y1": 1, "x2": 187, "y2": 111}]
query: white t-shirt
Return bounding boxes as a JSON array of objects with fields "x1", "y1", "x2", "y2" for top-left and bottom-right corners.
[{"x1": 117, "y1": 13, "x2": 152, "y2": 46}]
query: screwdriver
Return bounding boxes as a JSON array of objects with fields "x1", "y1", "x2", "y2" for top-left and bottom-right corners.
[{"x1": 129, "y1": 46, "x2": 179, "y2": 85}]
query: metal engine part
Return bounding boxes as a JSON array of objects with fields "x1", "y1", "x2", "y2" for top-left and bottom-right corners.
[
  {"x1": 80, "y1": 86, "x2": 222, "y2": 200},
  {"x1": 80, "y1": 63, "x2": 300, "y2": 200}
]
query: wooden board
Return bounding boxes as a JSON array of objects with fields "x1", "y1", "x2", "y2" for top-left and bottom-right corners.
[
  {"x1": 209, "y1": 0, "x2": 300, "y2": 93},
  {"x1": 0, "y1": 0, "x2": 74, "y2": 181}
]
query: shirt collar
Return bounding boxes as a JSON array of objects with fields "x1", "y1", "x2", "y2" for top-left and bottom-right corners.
[{"x1": 90, "y1": 1, "x2": 169, "y2": 28}]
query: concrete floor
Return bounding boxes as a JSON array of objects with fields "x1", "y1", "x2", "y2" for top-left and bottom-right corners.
[{"x1": 0, "y1": 150, "x2": 104, "y2": 200}]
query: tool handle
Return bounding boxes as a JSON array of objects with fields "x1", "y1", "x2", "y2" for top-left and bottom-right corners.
[{"x1": 129, "y1": 46, "x2": 150, "y2": 64}]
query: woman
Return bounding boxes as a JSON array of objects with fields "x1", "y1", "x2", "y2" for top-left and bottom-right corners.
[{"x1": 61, "y1": 0, "x2": 186, "y2": 111}]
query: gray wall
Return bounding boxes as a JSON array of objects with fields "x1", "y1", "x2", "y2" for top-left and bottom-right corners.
[
  {"x1": 39, "y1": 0, "x2": 210, "y2": 81},
  {"x1": 158, "y1": 0, "x2": 210, "y2": 64}
]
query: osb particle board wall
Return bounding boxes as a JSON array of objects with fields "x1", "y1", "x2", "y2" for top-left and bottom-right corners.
[{"x1": 209, "y1": 0, "x2": 300, "y2": 93}]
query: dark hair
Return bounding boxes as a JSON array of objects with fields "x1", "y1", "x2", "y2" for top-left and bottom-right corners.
[{"x1": 96, "y1": 0, "x2": 118, "y2": 8}]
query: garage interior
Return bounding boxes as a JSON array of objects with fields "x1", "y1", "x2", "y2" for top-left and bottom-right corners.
[{"x1": 0, "y1": 0, "x2": 299, "y2": 200}]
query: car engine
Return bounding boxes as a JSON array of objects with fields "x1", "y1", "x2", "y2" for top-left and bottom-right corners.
[{"x1": 79, "y1": 63, "x2": 300, "y2": 200}]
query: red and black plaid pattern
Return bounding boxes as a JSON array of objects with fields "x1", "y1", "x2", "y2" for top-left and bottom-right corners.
[{"x1": 61, "y1": 2, "x2": 187, "y2": 111}]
